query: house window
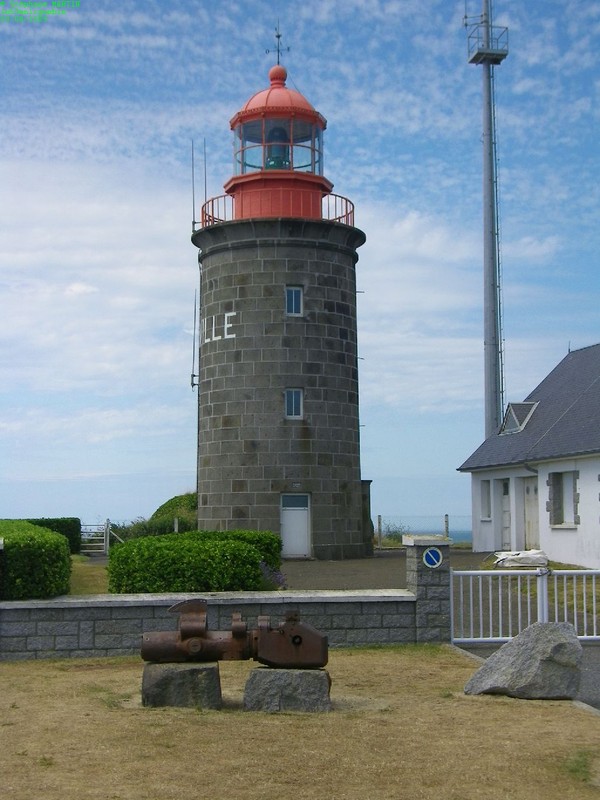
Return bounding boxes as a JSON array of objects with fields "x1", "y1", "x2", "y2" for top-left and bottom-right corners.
[
  {"x1": 480, "y1": 480, "x2": 491, "y2": 519},
  {"x1": 285, "y1": 286, "x2": 303, "y2": 316},
  {"x1": 499, "y1": 402, "x2": 538, "y2": 434},
  {"x1": 284, "y1": 388, "x2": 303, "y2": 418},
  {"x1": 547, "y1": 471, "x2": 579, "y2": 526}
]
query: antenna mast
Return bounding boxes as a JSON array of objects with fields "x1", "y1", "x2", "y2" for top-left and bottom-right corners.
[
  {"x1": 203, "y1": 138, "x2": 207, "y2": 206},
  {"x1": 191, "y1": 139, "x2": 198, "y2": 233},
  {"x1": 465, "y1": 0, "x2": 508, "y2": 437},
  {"x1": 191, "y1": 290, "x2": 199, "y2": 389}
]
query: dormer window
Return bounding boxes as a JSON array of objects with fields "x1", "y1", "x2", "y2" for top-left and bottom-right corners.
[{"x1": 499, "y1": 402, "x2": 538, "y2": 435}]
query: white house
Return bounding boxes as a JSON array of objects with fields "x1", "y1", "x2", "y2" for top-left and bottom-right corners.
[{"x1": 458, "y1": 344, "x2": 600, "y2": 568}]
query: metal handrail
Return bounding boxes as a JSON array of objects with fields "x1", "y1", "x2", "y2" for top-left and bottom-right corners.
[
  {"x1": 451, "y1": 567, "x2": 600, "y2": 643},
  {"x1": 197, "y1": 192, "x2": 355, "y2": 229},
  {"x1": 467, "y1": 25, "x2": 508, "y2": 55}
]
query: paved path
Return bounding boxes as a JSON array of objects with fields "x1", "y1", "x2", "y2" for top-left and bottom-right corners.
[{"x1": 282, "y1": 547, "x2": 487, "y2": 590}]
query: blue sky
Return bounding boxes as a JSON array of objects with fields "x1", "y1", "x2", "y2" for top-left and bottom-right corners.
[{"x1": 1, "y1": 0, "x2": 598, "y2": 527}]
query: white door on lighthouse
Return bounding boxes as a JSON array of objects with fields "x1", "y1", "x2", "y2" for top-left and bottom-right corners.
[{"x1": 280, "y1": 494, "x2": 310, "y2": 558}]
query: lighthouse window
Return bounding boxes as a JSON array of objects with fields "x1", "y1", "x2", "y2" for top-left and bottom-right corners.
[
  {"x1": 284, "y1": 388, "x2": 303, "y2": 419},
  {"x1": 236, "y1": 120, "x2": 263, "y2": 174},
  {"x1": 285, "y1": 286, "x2": 303, "y2": 316},
  {"x1": 265, "y1": 119, "x2": 291, "y2": 170},
  {"x1": 291, "y1": 121, "x2": 322, "y2": 174},
  {"x1": 233, "y1": 118, "x2": 323, "y2": 176}
]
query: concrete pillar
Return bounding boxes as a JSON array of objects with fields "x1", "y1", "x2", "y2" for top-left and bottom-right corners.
[{"x1": 404, "y1": 535, "x2": 451, "y2": 642}]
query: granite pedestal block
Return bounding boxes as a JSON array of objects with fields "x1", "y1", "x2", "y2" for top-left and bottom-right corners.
[
  {"x1": 243, "y1": 667, "x2": 332, "y2": 712},
  {"x1": 142, "y1": 662, "x2": 222, "y2": 709}
]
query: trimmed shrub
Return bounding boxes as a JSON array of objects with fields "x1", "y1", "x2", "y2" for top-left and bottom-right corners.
[
  {"x1": 172, "y1": 530, "x2": 281, "y2": 569},
  {"x1": 108, "y1": 534, "x2": 263, "y2": 594},
  {"x1": 0, "y1": 520, "x2": 71, "y2": 600},
  {"x1": 109, "y1": 523, "x2": 282, "y2": 570},
  {"x1": 211, "y1": 530, "x2": 281, "y2": 570},
  {"x1": 27, "y1": 517, "x2": 82, "y2": 554}
]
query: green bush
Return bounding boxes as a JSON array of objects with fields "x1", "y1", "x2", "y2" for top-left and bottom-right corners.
[
  {"x1": 27, "y1": 517, "x2": 82, "y2": 554},
  {"x1": 108, "y1": 534, "x2": 264, "y2": 593},
  {"x1": 150, "y1": 492, "x2": 197, "y2": 523},
  {"x1": 0, "y1": 521, "x2": 71, "y2": 600},
  {"x1": 109, "y1": 522, "x2": 282, "y2": 570},
  {"x1": 111, "y1": 494, "x2": 199, "y2": 542},
  {"x1": 174, "y1": 529, "x2": 281, "y2": 569},
  {"x1": 112, "y1": 517, "x2": 198, "y2": 540},
  {"x1": 214, "y1": 530, "x2": 281, "y2": 570}
]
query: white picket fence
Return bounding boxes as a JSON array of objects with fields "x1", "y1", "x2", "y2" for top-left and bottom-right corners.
[{"x1": 451, "y1": 568, "x2": 600, "y2": 644}]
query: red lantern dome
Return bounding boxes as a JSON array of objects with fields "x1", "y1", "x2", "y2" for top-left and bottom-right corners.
[
  {"x1": 232, "y1": 64, "x2": 321, "y2": 120},
  {"x1": 222, "y1": 65, "x2": 333, "y2": 220}
]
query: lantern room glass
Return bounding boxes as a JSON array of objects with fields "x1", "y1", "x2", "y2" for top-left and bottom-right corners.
[{"x1": 233, "y1": 119, "x2": 323, "y2": 176}]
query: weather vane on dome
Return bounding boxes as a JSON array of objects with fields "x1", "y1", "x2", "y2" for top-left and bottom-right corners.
[{"x1": 265, "y1": 20, "x2": 290, "y2": 65}]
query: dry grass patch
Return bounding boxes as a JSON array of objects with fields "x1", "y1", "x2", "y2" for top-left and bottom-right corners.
[{"x1": 2, "y1": 645, "x2": 600, "y2": 800}]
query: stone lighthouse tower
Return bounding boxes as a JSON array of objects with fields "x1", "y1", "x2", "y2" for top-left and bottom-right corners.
[{"x1": 191, "y1": 63, "x2": 371, "y2": 559}]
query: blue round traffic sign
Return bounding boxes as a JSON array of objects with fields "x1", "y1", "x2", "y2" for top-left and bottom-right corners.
[{"x1": 423, "y1": 547, "x2": 443, "y2": 569}]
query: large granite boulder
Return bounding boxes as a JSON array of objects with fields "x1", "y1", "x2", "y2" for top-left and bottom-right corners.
[
  {"x1": 244, "y1": 668, "x2": 332, "y2": 712},
  {"x1": 464, "y1": 621, "x2": 582, "y2": 700},
  {"x1": 142, "y1": 662, "x2": 222, "y2": 709}
]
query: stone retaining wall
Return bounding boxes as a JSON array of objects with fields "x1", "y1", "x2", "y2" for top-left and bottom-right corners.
[{"x1": 0, "y1": 538, "x2": 451, "y2": 661}]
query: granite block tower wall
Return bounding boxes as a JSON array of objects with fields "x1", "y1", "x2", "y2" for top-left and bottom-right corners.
[{"x1": 191, "y1": 64, "x2": 370, "y2": 559}]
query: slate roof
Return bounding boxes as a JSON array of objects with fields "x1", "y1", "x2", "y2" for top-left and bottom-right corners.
[{"x1": 459, "y1": 343, "x2": 600, "y2": 471}]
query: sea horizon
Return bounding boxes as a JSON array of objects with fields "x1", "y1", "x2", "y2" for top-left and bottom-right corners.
[{"x1": 374, "y1": 514, "x2": 472, "y2": 543}]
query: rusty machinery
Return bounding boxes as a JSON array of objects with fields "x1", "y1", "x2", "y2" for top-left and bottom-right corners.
[{"x1": 141, "y1": 600, "x2": 328, "y2": 669}]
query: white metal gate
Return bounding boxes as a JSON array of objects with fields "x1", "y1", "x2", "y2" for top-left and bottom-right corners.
[
  {"x1": 80, "y1": 519, "x2": 122, "y2": 556},
  {"x1": 451, "y1": 568, "x2": 600, "y2": 644}
]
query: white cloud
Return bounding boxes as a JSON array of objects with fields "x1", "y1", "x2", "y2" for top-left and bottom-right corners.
[
  {"x1": 65, "y1": 282, "x2": 99, "y2": 296},
  {"x1": 503, "y1": 235, "x2": 561, "y2": 261},
  {"x1": 3, "y1": 403, "x2": 189, "y2": 445},
  {"x1": 354, "y1": 205, "x2": 483, "y2": 413},
  {"x1": 1, "y1": 158, "x2": 195, "y2": 394}
]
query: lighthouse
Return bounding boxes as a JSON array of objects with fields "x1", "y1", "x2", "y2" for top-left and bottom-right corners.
[{"x1": 191, "y1": 63, "x2": 371, "y2": 560}]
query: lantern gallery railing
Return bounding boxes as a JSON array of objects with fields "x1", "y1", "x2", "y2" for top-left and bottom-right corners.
[{"x1": 197, "y1": 192, "x2": 355, "y2": 229}]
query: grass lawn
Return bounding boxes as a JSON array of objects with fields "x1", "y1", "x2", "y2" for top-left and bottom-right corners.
[
  {"x1": 2, "y1": 645, "x2": 600, "y2": 799},
  {"x1": 70, "y1": 555, "x2": 108, "y2": 595}
]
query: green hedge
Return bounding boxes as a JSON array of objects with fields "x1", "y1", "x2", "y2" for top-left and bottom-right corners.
[
  {"x1": 0, "y1": 521, "x2": 71, "y2": 600},
  {"x1": 108, "y1": 526, "x2": 282, "y2": 569},
  {"x1": 108, "y1": 534, "x2": 263, "y2": 593},
  {"x1": 27, "y1": 517, "x2": 81, "y2": 554},
  {"x1": 193, "y1": 530, "x2": 281, "y2": 570}
]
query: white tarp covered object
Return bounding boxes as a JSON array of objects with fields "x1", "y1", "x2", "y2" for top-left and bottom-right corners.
[{"x1": 493, "y1": 550, "x2": 549, "y2": 568}]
